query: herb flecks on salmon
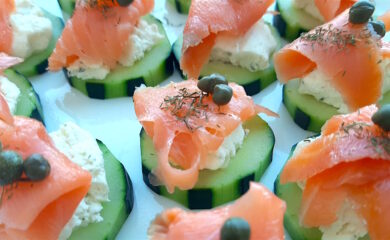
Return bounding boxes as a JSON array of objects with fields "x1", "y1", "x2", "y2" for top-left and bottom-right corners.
[
  {"x1": 134, "y1": 80, "x2": 274, "y2": 192},
  {"x1": 280, "y1": 105, "x2": 390, "y2": 240}
]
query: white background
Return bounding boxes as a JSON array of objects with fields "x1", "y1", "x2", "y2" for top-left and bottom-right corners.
[{"x1": 31, "y1": 1, "x2": 390, "y2": 239}]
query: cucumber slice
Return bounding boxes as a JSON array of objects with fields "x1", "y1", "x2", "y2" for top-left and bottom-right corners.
[
  {"x1": 283, "y1": 79, "x2": 390, "y2": 133},
  {"x1": 273, "y1": 0, "x2": 322, "y2": 42},
  {"x1": 172, "y1": 23, "x2": 282, "y2": 96},
  {"x1": 58, "y1": 0, "x2": 76, "y2": 16},
  {"x1": 3, "y1": 69, "x2": 44, "y2": 122},
  {"x1": 64, "y1": 15, "x2": 174, "y2": 99},
  {"x1": 69, "y1": 140, "x2": 134, "y2": 240},
  {"x1": 167, "y1": 0, "x2": 191, "y2": 14},
  {"x1": 274, "y1": 147, "x2": 369, "y2": 240},
  {"x1": 141, "y1": 116, "x2": 275, "y2": 209},
  {"x1": 12, "y1": 11, "x2": 64, "y2": 77}
]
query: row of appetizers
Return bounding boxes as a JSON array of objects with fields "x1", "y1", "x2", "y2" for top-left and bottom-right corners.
[{"x1": 0, "y1": 0, "x2": 389, "y2": 239}]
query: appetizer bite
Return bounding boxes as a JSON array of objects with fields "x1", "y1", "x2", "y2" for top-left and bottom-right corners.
[
  {"x1": 0, "y1": 96, "x2": 133, "y2": 240},
  {"x1": 275, "y1": 1, "x2": 390, "y2": 132},
  {"x1": 0, "y1": 0, "x2": 63, "y2": 76},
  {"x1": 0, "y1": 53, "x2": 43, "y2": 122},
  {"x1": 135, "y1": 76, "x2": 276, "y2": 209},
  {"x1": 167, "y1": 0, "x2": 190, "y2": 14},
  {"x1": 275, "y1": 105, "x2": 390, "y2": 240},
  {"x1": 148, "y1": 182, "x2": 286, "y2": 240},
  {"x1": 49, "y1": 0, "x2": 173, "y2": 99},
  {"x1": 273, "y1": 0, "x2": 357, "y2": 41},
  {"x1": 173, "y1": 0, "x2": 282, "y2": 96}
]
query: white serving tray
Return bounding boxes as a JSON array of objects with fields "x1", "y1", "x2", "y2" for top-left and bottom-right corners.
[{"x1": 31, "y1": 0, "x2": 390, "y2": 239}]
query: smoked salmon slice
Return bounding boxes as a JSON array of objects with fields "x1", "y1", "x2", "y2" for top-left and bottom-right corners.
[
  {"x1": 0, "y1": 0, "x2": 14, "y2": 55},
  {"x1": 48, "y1": 0, "x2": 154, "y2": 71},
  {"x1": 314, "y1": 0, "x2": 357, "y2": 22},
  {"x1": 274, "y1": 10, "x2": 389, "y2": 111},
  {"x1": 0, "y1": 94, "x2": 92, "y2": 240},
  {"x1": 280, "y1": 105, "x2": 390, "y2": 239},
  {"x1": 148, "y1": 182, "x2": 286, "y2": 240},
  {"x1": 0, "y1": 53, "x2": 22, "y2": 74},
  {"x1": 180, "y1": 0, "x2": 274, "y2": 79},
  {"x1": 134, "y1": 80, "x2": 274, "y2": 193}
]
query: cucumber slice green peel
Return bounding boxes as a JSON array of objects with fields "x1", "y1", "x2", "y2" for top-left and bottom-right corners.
[
  {"x1": 274, "y1": 146, "x2": 370, "y2": 240},
  {"x1": 141, "y1": 116, "x2": 275, "y2": 209},
  {"x1": 64, "y1": 15, "x2": 174, "y2": 99},
  {"x1": 167, "y1": 0, "x2": 191, "y2": 14},
  {"x1": 69, "y1": 140, "x2": 134, "y2": 240},
  {"x1": 3, "y1": 69, "x2": 44, "y2": 123},
  {"x1": 283, "y1": 79, "x2": 390, "y2": 133},
  {"x1": 172, "y1": 23, "x2": 282, "y2": 96},
  {"x1": 12, "y1": 11, "x2": 64, "y2": 77}
]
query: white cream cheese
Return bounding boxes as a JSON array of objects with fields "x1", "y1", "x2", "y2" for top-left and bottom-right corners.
[
  {"x1": 50, "y1": 122, "x2": 109, "y2": 240},
  {"x1": 209, "y1": 20, "x2": 277, "y2": 72},
  {"x1": 0, "y1": 76, "x2": 20, "y2": 114},
  {"x1": 320, "y1": 201, "x2": 367, "y2": 240},
  {"x1": 68, "y1": 19, "x2": 163, "y2": 80},
  {"x1": 10, "y1": 0, "x2": 52, "y2": 59},
  {"x1": 298, "y1": 58, "x2": 390, "y2": 113},
  {"x1": 293, "y1": 0, "x2": 324, "y2": 22},
  {"x1": 200, "y1": 124, "x2": 246, "y2": 170}
]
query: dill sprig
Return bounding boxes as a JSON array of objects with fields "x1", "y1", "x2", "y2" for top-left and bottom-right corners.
[
  {"x1": 300, "y1": 24, "x2": 380, "y2": 51},
  {"x1": 160, "y1": 88, "x2": 209, "y2": 131},
  {"x1": 339, "y1": 121, "x2": 390, "y2": 156}
]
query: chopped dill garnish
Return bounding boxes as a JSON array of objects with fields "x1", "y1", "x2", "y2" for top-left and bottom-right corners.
[
  {"x1": 160, "y1": 88, "x2": 209, "y2": 131},
  {"x1": 300, "y1": 24, "x2": 381, "y2": 51},
  {"x1": 339, "y1": 121, "x2": 390, "y2": 156}
]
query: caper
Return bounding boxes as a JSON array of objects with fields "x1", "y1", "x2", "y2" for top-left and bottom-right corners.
[
  {"x1": 220, "y1": 217, "x2": 251, "y2": 240},
  {"x1": 349, "y1": 1, "x2": 375, "y2": 24},
  {"x1": 212, "y1": 84, "x2": 233, "y2": 106},
  {"x1": 0, "y1": 151, "x2": 23, "y2": 186},
  {"x1": 198, "y1": 74, "x2": 228, "y2": 94},
  {"x1": 369, "y1": 20, "x2": 386, "y2": 38},
  {"x1": 372, "y1": 104, "x2": 390, "y2": 131},
  {"x1": 23, "y1": 154, "x2": 51, "y2": 181},
  {"x1": 116, "y1": 0, "x2": 133, "y2": 7}
]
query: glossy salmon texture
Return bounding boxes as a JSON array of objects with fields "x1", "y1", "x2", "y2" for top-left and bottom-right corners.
[
  {"x1": 281, "y1": 105, "x2": 390, "y2": 240},
  {"x1": 48, "y1": 0, "x2": 154, "y2": 71},
  {"x1": 274, "y1": 10, "x2": 390, "y2": 111},
  {"x1": 180, "y1": 0, "x2": 274, "y2": 79},
  {"x1": 148, "y1": 182, "x2": 286, "y2": 240},
  {"x1": 0, "y1": 94, "x2": 92, "y2": 240},
  {"x1": 0, "y1": 0, "x2": 14, "y2": 55},
  {"x1": 134, "y1": 80, "x2": 275, "y2": 193},
  {"x1": 314, "y1": 0, "x2": 357, "y2": 21}
]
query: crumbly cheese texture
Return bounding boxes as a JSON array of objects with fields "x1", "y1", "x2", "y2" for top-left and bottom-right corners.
[
  {"x1": 298, "y1": 58, "x2": 390, "y2": 113},
  {"x1": 68, "y1": 19, "x2": 164, "y2": 80},
  {"x1": 293, "y1": 0, "x2": 324, "y2": 22},
  {"x1": 50, "y1": 122, "x2": 109, "y2": 240},
  {"x1": 320, "y1": 202, "x2": 367, "y2": 240},
  {"x1": 209, "y1": 20, "x2": 277, "y2": 72},
  {"x1": 0, "y1": 76, "x2": 20, "y2": 114},
  {"x1": 200, "y1": 124, "x2": 246, "y2": 170},
  {"x1": 10, "y1": 0, "x2": 52, "y2": 59}
]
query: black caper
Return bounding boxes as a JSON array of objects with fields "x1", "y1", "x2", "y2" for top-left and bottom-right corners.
[
  {"x1": 369, "y1": 20, "x2": 386, "y2": 38},
  {"x1": 23, "y1": 154, "x2": 51, "y2": 181},
  {"x1": 0, "y1": 151, "x2": 23, "y2": 186},
  {"x1": 198, "y1": 74, "x2": 228, "y2": 94},
  {"x1": 116, "y1": 0, "x2": 133, "y2": 7},
  {"x1": 212, "y1": 84, "x2": 233, "y2": 106},
  {"x1": 349, "y1": 0, "x2": 375, "y2": 24},
  {"x1": 220, "y1": 217, "x2": 251, "y2": 240},
  {"x1": 372, "y1": 104, "x2": 390, "y2": 131}
]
